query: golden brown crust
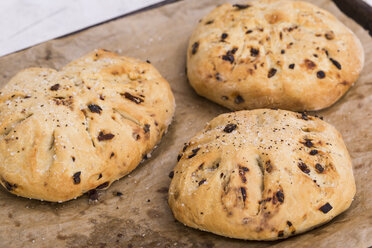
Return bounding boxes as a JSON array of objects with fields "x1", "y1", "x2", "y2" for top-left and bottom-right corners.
[
  {"x1": 187, "y1": 0, "x2": 364, "y2": 111},
  {"x1": 0, "y1": 49, "x2": 175, "y2": 202},
  {"x1": 168, "y1": 109, "x2": 355, "y2": 240}
]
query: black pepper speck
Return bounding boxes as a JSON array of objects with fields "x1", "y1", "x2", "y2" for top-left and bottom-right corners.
[
  {"x1": 177, "y1": 154, "x2": 182, "y2": 161},
  {"x1": 250, "y1": 48, "x2": 259, "y2": 57},
  {"x1": 191, "y1": 42, "x2": 199, "y2": 55},
  {"x1": 315, "y1": 163, "x2": 324, "y2": 173},
  {"x1": 188, "y1": 148, "x2": 201, "y2": 159},
  {"x1": 233, "y1": 4, "x2": 251, "y2": 9},
  {"x1": 73, "y1": 172, "x2": 81, "y2": 184},
  {"x1": 309, "y1": 150, "x2": 318, "y2": 155},
  {"x1": 268, "y1": 68, "x2": 277, "y2": 78},
  {"x1": 88, "y1": 104, "x2": 102, "y2": 114},
  {"x1": 143, "y1": 124, "x2": 150, "y2": 133},
  {"x1": 223, "y1": 123, "x2": 237, "y2": 133},
  {"x1": 304, "y1": 139, "x2": 313, "y2": 147},
  {"x1": 317, "y1": 70, "x2": 326, "y2": 79},
  {"x1": 241, "y1": 187, "x2": 247, "y2": 202},
  {"x1": 199, "y1": 179, "x2": 206, "y2": 186},
  {"x1": 319, "y1": 203, "x2": 333, "y2": 213},
  {"x1": 276, "y1": 190, "x2": 284, "y2": 203},
  {"x1": 98, "y1": 132, "x2": 115, "y2": 141},
  {"x1": 3, "y1": 180, "x2": 17, "y2": 191},
  {"x1": 50, "y1": 84, "x2": 60, "y2": 91},
  {"x1": 96, "y1": 181, "x2": 109, "y2": 189},
  {"x1": 235, "y1": 95, "x2": 244, "y2": 104},
  {"x1": 222, "y1": 54, "x2": 234, "y2": 63},
  {"x1": 298, "y1": 162, "x2": 310, "y2": 174},
  {"x1": 329, "y1": 58, "x2": 342, "y2": 70},
  {"x1": 122, "y1": 92, "x2": 144, "y2": 104}
]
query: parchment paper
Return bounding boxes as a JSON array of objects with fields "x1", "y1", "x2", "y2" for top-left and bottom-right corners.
[{"x1": 0, "y1": 0, "x2": 371, "y2": 247}]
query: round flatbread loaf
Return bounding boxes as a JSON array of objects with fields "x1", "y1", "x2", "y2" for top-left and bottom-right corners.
[
  {"x1": 0, "y1": 49, "x2": 175, "y2": 202},
  {"x1": 186, "y1": 0, "x2": 364, "y2": 111},
  {"x1": 169, "y1": 109, "x2": 355, "y2": 240}
]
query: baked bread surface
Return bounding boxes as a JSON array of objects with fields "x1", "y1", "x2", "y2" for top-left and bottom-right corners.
[
  {"x1": 187, "y1": 0, "x2": 364, "y2": 111},
  {"x1": 0, "y1": 49, "x2": 175, "y2": 202},
  {"x1": 169, "y1": 109, "x2": 355, "y2": 240}
]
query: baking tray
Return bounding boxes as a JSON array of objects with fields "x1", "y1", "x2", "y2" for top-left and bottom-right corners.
[{"x1": 0, "y1": 0, "x2": 371, "y2": 247}]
